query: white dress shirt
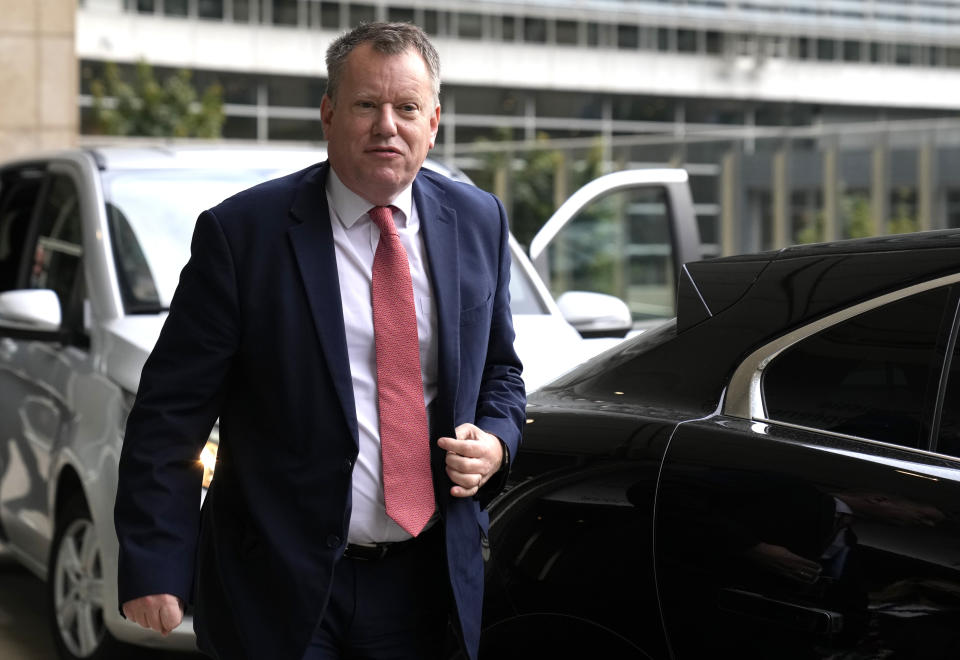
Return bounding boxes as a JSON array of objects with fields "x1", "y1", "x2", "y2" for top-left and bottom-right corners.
[{"x1": 325, "y1": 169, "x2": 439, "y2": 543}]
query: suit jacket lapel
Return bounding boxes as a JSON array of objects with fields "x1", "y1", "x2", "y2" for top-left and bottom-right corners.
[
  {"x1": 415, "y1": 174, "x2": 460, "y2": 430},
  {"x1": 287, "y1": 162, "x2": 359, "y2": 445}
]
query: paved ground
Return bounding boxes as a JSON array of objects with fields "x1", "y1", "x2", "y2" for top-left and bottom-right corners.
[
  {"x1": 0, "y1": 546, "x2": 56, "y2": 660},
  {"x1": 0, "y1": 545, "x2": 206, "y2": 660}
]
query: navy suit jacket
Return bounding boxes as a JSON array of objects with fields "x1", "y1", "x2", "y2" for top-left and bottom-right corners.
[{"x1": 114, "y1": 162, "x2": 526, "y2": 660}]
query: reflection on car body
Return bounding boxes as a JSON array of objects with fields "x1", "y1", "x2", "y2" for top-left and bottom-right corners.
[{"x1": 482, "y1": 230, "x2": 960, "y2": 660}]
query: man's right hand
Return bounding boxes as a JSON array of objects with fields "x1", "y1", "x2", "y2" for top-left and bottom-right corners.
[{"x1": 122, "y1": 594, "x2": 184, "y2": 635}]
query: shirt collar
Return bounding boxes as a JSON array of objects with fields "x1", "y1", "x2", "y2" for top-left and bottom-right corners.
[{"x1": 326, "y1": 167, "x2": 415, "y2": 229}]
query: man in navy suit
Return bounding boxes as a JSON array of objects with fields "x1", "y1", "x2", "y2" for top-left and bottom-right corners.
[{"x1": 114, "y1": 22, "x2": 525, "y2": 660}]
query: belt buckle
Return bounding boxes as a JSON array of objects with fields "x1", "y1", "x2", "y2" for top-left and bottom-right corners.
[{"x1": 344, "y1": 542, "x2": 390, "y2": 561}]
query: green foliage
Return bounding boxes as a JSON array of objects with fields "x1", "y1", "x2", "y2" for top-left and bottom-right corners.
[
  {"x1": 842, "y1": 193, "x2": 872, "y2": 239},
  {"x1": 888, "y1": 187, "x2": 919, "y2": 235},
  {"x1": 476, "y1": 128, "x2": 605, "y2": 248},
  {"x1": 90, "y1": 60, "x2": 225, "y2": 138}
]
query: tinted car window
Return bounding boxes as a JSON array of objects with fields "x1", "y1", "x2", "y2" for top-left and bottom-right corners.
[{"x1": 764, "y1": 286, "x2": 950, "y2": 448}]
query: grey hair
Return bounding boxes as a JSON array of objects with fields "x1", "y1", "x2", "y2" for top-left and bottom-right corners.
[{"x1": 325, "y1": 22, "x2": 441, "y2": 105}]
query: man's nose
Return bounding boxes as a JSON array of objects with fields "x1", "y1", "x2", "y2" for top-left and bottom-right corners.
[{"x1": 373, "y1": 105, "x2": 398, "y2": 136}]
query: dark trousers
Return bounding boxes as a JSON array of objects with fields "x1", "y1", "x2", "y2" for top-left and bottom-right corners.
[{"x1": 302, "y1": 525, "x2": 451, "y2": 660}]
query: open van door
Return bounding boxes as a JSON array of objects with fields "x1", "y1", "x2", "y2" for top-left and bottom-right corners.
[{"x1": 529, "y1": 169, "x2": 702, "y2": 330}]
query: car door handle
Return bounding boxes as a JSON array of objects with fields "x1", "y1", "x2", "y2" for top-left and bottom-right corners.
[{"x1": 717, "y1": 587, "x2": 844, "y2": 634}]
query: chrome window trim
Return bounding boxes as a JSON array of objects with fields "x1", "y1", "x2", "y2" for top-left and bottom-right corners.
[
  {"x1": 723, "y1": 270, "x2": 960, "y2": 422},
  {"x1": 748, "y1": 416, "x2": 960, "y2": 466}
]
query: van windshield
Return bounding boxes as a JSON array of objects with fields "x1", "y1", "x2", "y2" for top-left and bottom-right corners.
[{"x1": 103, "y1": 168, "x2": 284, "y2": 312}]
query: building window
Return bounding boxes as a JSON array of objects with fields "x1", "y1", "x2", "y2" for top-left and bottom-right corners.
[
  {"x1": 268, "y1": 118, "x2": 324, "y2": 141},
  {"x1": 348, "y1": 4, "x2": 375, "y2": 27},
  {"x1": 705, "y1": 31, "x2": 722, "y2": 54},
  {"x1": 524, "y1": 17, "x2": 547, "y2": 44},
  {"x1": 842, "y1": 40, "x2": 860, "y2": 62},
  {"x1": 870, "y1": 42, "x2": 885, "y2": 63},
  {"x1": 233, "y1": 0, "x2": 252, "y2": 22},
  {"x1": 947, "y1": 190, "x2": 960, "y2": 227},
  {"x1": 555, "y1": 19, "x2": 578, "y2": 46},
  {"x1": 450, "y1": 86, "x2": 524, "y2": 116},
  {"x1": 657, "y1": 27, "x2": 670, "y2": 51},
  {"x1": 198, "y1": 0, "x2": 223, "y2": 20},
  {"x1": 617, "y1": 24, "x2": 638, "y2": 50},
  {"x1": 268, "y1": 75, "x2": 325, "y2": 108},
  {"x1": 677, "y1": 29, "x2": 697, "y2": 53},
  {"x1": 388, "y1": 7, "x2": 414, "y2": 24},
  {"x1": 458, "y1": 13, "x2": 483, "y2": 39},
  {"x1": 948, "y1": 48, "x2": 960, "y2": 68},
  {"x1": 586, "y1": 22, "x2": 600, "y2": 47},
  {"x1": 423, "y1": 9, "x2": 439, "y2": 35},
  {"x1": 501, "y1": 16, "x2": 516, "y2": 41},
  {"x1": 164, "y1": 0, "x2": 188, "y2": 17},
  {"x1": 816, "y1": 38, "x2": 835, "y2": 61},
  {"x1": 894, "y1": 43, "x2": 913, "y2": 65},
  {"x1": 272, "y1": 0, "x2": 298, "y2": 26},
  {"x1": 133, "y1": 0, "x2": 154, "y2": 12},
  {"x1": 223, "y1": 116, "x2": 258, "y2": 140},
  {"x1": 319, "y1": 2, "x2": 339, "y2": 29}
]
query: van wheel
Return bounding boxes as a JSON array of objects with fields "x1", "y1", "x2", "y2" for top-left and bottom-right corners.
[{"x1": 48, "y1": 498, "x2": 121, "y2": 660}]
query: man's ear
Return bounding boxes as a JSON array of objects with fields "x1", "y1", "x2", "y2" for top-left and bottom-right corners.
[
  {"x1": 320, "y1": 94, "x2": 334, "y2": 138},
  {"x1": 428, "y1": 103, "x2": 441, "y2": 149}
]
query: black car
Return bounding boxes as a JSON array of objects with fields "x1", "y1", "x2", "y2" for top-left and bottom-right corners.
[{"x1": 481, "y1": 230, "x2": 960, "y2": 659}]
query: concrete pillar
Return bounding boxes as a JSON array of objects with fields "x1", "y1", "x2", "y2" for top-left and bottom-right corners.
[
  {"x1": 772, "y1": 147, "x2": 789, "y2": 248},
  {"x1": 552, "y1": 150, "x2": 567, "y2": 211},
  {"x1": 918, "y1": 140, "x2": 935, "y2": 231},
  {"x1": 871, "y1": 143, "x2": 888, "y2": 236},
  {"x1": 0, "y1": 0, "x2": 78, "y2": 161},
  {"x1": 823, "y1": 145, "x2": 839, "y2": 241},
  {"x1": 721, "y1": 149, "x2": 739, "y2": 256}
]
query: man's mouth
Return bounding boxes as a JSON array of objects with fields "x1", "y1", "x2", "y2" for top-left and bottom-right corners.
[{"x1": 367, "y1": 146, "x2": 401, "y2": 155}]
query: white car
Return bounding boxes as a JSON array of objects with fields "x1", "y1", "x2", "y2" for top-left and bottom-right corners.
[{"x1": 0, "y1": 145, "x2": 634, "y2": 659}]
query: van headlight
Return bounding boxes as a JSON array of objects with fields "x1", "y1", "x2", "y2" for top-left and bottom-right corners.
[{"x1": 199, "y1": 426, "x2": 219, "y2": 489}]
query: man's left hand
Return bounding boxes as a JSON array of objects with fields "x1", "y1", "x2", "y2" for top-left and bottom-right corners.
[{"x1": 437, "y1": 423, "x2": 504, "y2": 498}]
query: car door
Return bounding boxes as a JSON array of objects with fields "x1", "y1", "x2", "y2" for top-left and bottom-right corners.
[
  {"x1": 0, "y1": 162, "x2": 95, "y2": 571},
  {"x1": 528, "y1": 169, "x2": 701, "y2": 327},
  {"x1": 655, "y1": 280, "x2": 960, "y2": 658}
]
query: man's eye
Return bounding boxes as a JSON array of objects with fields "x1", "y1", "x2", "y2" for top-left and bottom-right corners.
[
  {"x1": 357, "y1": 101, "x2": 376, "y2": 109},
  {"x1": 399, "y1": 104, "x2": 418, "y2": 113}
]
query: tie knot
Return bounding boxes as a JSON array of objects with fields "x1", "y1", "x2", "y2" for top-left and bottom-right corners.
[{"x1": 369, "y1": 206, "x2": 397, "y2": 235}]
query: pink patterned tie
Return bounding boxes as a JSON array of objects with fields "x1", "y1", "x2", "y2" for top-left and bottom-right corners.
[{"x1": 369, "y1": 205, "x2": 435, "y2": 537}]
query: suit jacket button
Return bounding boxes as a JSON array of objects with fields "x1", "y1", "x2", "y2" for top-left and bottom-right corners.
[
  {"x1": 343, "y1": 458, "x2": 354, "y2": 473},
  {"x1": 326, "y1": 534, "x2": 341, "y2": 549}
]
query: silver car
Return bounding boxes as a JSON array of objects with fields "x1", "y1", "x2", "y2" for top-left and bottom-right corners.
[{"x1": 0, "y1": 145, "x2": 631, "y2": 659}]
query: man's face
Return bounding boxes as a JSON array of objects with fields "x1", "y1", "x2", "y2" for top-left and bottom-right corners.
[{"x1": 321, "y1": 43, "x2": 440, "y2": 206}]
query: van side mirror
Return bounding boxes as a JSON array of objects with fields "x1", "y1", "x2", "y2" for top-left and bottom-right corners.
[
  {"x1": 556, "y1": 291, "x2": 632, "y2": 339},
  {"x1": 0, "y1": 289, "x2": 62, "y2": 332}
]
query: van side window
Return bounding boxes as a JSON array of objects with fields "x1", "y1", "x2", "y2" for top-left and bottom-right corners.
[
  {"x1": 0, "y1": 168, "x2": 44, "y2": 291},
  {"x1": 28, "y1": 174, "x2": 83, "y2": 310}
]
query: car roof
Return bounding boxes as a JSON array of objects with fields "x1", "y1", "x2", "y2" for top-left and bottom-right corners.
[
  {"x1": 678, "y1": 228, "x2": 960, "y2": 333},
  {"x1": 76, "y1": 145, "x2": 472, "y2": 184},
  {"x1": 87, "y1": 145, "x2": 330, "y2": 172}
]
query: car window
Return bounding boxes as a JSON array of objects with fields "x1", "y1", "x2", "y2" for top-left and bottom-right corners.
[
  {"x1": 763, "y1": 285, "x2": 952, "y2": 449},
  {"x1": 0, "y1": 167, "x2": 44, "y2": 291},
  {"x1": 542, "y1": 186, "x2": 674, "y2": 321},
  {"x1": 27, "y1": 173, "x2": 84, "y2": 323}
]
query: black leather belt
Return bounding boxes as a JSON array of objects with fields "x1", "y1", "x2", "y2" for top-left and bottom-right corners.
[{"x1": 343, "y1": 525, "x2": 438, "y2": 561}]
